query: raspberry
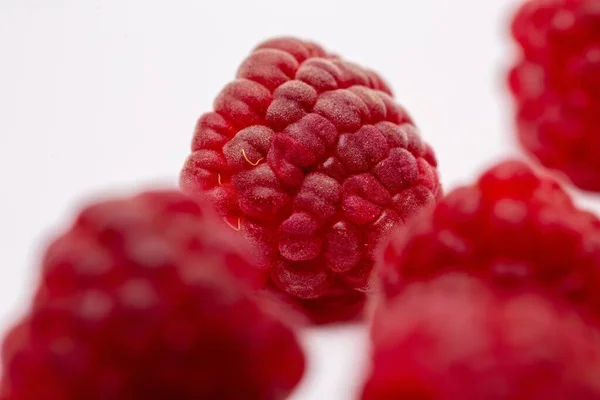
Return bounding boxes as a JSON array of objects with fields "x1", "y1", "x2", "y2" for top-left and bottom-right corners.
[
  {"x1": 380, "y1": 160, "x2": 600, "y2": 319},
  {"x1": 509, "y1": 0, "x2": 600, "y2": 191},
  {"x1": 180, "y1": 37, "x2": 441, "y2": 324},
  {"x1": 0, "y1": 191, "x2": 305, "y2": 400},
  {"x1": 362, "y1": 274, "x2": 600, "y2": 400}
]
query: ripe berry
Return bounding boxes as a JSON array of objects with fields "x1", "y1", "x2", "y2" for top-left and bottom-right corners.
[
  {"x1": 180, "y1": 37, "x2": 441, "y2": 323},
  {"x1": 509, "y1": 0, "x2": 600, "y2": 191},
  {"x1": 380, "y1": 160, "x2": 600, "y2": 319},
  {"x1": 0, "y1": 191, "x2": 305, "y2": 400},
  {"x1": 363, "y1": 274, "x2": 600, "y2": 400}
]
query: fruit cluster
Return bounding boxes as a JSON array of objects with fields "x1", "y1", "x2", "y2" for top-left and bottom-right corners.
[
  {"x1": 4, "y1": 0, "x2": 600, "y2": 397},
  {"x1": 510, "y1": 0, "x2": 600, "y2": 191},
  {"x1": 365, "y1": 161, "x2": 600, "y2": 398},
  {"x1": 1, "y1": 192, "x2": 304, "y2": 400},
  {"x1": 180, "y1": 37, "x2": 441, "y2": 324}
]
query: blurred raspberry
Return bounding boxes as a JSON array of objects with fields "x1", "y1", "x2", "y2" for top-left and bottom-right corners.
[
  {"x1": 363, "y1": 274, "x2": 600, "y2": 400},
  {"x1": 509, "y1": 0, "x2": 600, "y2": 191},
  {"x1": 380, "y1": 160, "x2": 600, "y2": 319},
  {"x1": 180, "y1": 37, "x2": 441, "y2": 324},
  {"x1": 0, "y1": 191, "x2": 305, "y2": 400}
]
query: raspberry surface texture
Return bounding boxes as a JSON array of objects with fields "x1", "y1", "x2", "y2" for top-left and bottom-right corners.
[
  {"x1": 509, "y1": 0, "x2": 600, "y2": 191},
  {"x1": 363, "y1": 274, "x2": 600, "y2": 400},
  {"x1": 0, "y1": 191, "x2": 305, "y2": 400},
  {"x1": 180, "y1": 37, "x2": 441, "y2": 323},
  {"x1": 380, "y1": 160, "x2": 600, "y2": 319}
]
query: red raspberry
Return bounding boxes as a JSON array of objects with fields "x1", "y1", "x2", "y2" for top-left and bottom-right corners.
[
  {"x1": 0, "y1": 191, "x2": 305, "y2": 400},
  {"x1": 380, "y1": 160, "x2": 600, "y2": 319},
  {"x1": 509, "y1": 0, "x2": 600, "y2": 191},
  {"x1": 180, "y1": 37, "x2": 441, "y2": 324},
  {"x1": 362, "y1": 274, "x2": 600, "y2": 400}
]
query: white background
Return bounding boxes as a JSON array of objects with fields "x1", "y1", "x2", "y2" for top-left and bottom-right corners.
[{"x1": 2, "y1": 1, "x2": 599, "y2": 398}]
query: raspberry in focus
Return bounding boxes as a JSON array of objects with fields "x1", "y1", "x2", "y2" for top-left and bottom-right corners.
[
  {"x1": 380, "y1": 160, "x2": 600, "y2": 318},
  {"x1": 0, "y1": 191, "x2": 305, "y2": 400},
  {"x1": 180, "y1": 37, "x2": 441, "y2": 324},
  {"x1": 509, "y1": 0, "x2": 600, "y2": 191},
  {"x1": 362, "y1": 274, "x2": 600, "y2": 400}
]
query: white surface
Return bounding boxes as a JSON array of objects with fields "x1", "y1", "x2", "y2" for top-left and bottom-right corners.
[{"x1": 1, "y1": 1, "x2": 599, "y2": 399}]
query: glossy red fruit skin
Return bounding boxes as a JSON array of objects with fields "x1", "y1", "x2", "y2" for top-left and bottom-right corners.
[
  {"x1": 0, "y1": 191, "x2": 305, "y2": 400},
  {"x1": 180, "y1": 37, "x2": 441, "y2": 324},
  {"x1": 363, "y1": 274, "x2": 600, "y2": 400},
  {"x1": 509, "y1": 0, "x2": 600, "y2": 191},
  {"x1": 380, "y1": 160, "x2": 600, "y2": 318}
]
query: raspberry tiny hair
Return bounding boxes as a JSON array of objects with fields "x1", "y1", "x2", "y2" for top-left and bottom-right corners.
[
  {"x1": 0, "y1": 190, "x2": 305, "y2": 400},
  {"x1": 362, "y1": 273, "x2": 600, "y2": 400},
  {"x1": 379, "y1": 159, "x2": 600, "y2": 320},
  {"x1": 509, "y1": 0, "x2": 600, "y2": 191},
  {"x1": 180, "y1": 36, "x2": 441, "y2": 324}
]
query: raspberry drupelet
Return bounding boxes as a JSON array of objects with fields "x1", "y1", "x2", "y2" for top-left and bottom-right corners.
[
  {"x1": 180, "y1": 37, "x2": 441, "y2": 324},
  {"x1": 362, "y1": 274, "x2": 600, "y2": 400},
  {"x1": 0, "y1": 191, "x2": 305, "y2": 400},
  {"x1": 509, "y1": 0, "x2": 600, "y2": 191},
  {"x1": 380, "y1": 160, "x2": 600, "y2": 318}
]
